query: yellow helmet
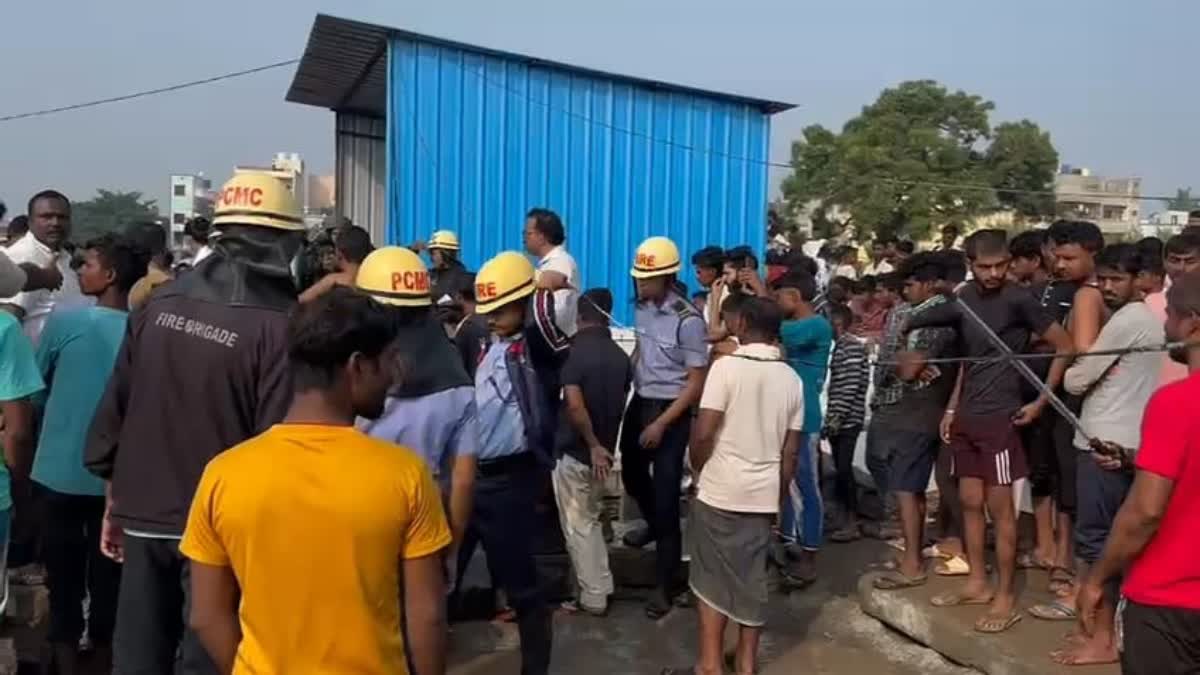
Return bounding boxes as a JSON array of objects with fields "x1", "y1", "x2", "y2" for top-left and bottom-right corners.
[
  {"x1": 212, "y1": 173, "x2": 304, "y2": 231},
  {"x1": 428, "y1": 230, "x2": 460, "y2": 251},
  {"x1": 354, "y1": 247, "x2": 432, "y2": 307},
  {"x1": 475, "y1": 251, "x2": 535, "y2": 314},
  {"x1": 630, "y1": 236, "x2": 682, "y2": 279}
]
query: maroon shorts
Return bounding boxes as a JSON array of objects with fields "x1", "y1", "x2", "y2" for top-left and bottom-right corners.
[{"x1": 949, "y1": 412, "x2": 1029, "y2": 486}]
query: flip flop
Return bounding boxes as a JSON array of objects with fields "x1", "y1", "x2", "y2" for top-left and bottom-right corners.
[
  {"x1": 1049, "y1": 567, "x2": 1076, "y2": 595},
  {"x1": 935, "y1": 554, "x2": 971, "y2": 577},
  {"x1": 1016, "y1": 552, "x2": 1054, "y2": 570},
  {"x1": 829, "y1": 526, "x2": 862, "y2": 543},
  {"x1": 873, "y1": 571, "x2": 929, "y2": 590},
  {"x1": 1027, "y1": 601, "x2": 1077, "y2": 621},
  {"x1": 975, "y1": 611, "x2": 1023, "y2": 634},
  {"x1": 922, "y1": 544, "x2": 955, "y2": 560},
  {"x1": 885, "y1": 537, "x2": 906, "y2": 552},
  {"x1": 931, "y1": 591, "x2": 994, "y2": 607}
]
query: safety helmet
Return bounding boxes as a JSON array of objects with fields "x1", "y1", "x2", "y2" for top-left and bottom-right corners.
[
  {"x1": 428, "y1": 230, "x2": 461, "y2": 251},
  {"x1": 630, "y1": 236, "x2": 682, "y2": 279},
  {"x1": 474, "y1": 251, "x2": 536, "y2": 314},
  {"x1": 211, "y1": 173, "x2": 304, "y2": 231},
  {"x1": 355, "y1": 246, "x2": 432, "y2": 307}
]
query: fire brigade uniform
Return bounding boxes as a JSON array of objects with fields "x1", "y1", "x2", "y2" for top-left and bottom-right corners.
[
  {"x1": 426, "y1": 229, "x2": 470, "y2": 305},
  {"x1": 354, "y1": 246, "x2": 479, "y2": 511},
  {"x1": 460, "y1": 251, "x2": 564, "y2": 675},
  {"x1": 621, "y1": 237, "x2": 708, "y2": 614},
  {"x1": 86, "y1": 173, "x2": 307, "y2": 675}
]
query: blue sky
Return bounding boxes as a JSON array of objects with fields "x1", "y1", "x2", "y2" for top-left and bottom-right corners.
[{"x1": 1, "y1": 0, "x2": 1194, "y2": 214}]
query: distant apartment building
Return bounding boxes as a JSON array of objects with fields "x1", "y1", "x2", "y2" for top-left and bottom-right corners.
[
  {"x1": 1055, "y1": 165, "x2": 1141, "y2": 237},
  {"x1": 169, "y1": 174, "x2": 214, "y2": 248}
]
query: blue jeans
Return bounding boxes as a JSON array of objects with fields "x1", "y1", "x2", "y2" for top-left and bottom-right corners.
[{"x1": 781, "y1": 433, "x2": 824, "y2": 551}]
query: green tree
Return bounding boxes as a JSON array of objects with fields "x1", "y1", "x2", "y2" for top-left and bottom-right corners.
[
  {"x1": 781, "y1": 80, "x2": 1058, "y2": 240},
  {"x1": 1166, "y1": 188, "x2": 1199, "y2": 212},
  {"x1": 71, "y1": 189, "x2": 160, "y2": 244},
  {"x1": 986, "y1": 120, "x2": 1059, "y2": 220}
]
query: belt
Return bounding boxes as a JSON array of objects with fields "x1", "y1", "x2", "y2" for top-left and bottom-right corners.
[{"x1": 476, "y1": 451, "x2": 536, "y2": 478}]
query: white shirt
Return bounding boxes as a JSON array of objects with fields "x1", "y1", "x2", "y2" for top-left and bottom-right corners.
[
  {"x1": 862, "y1": 260, "x2": 894, "y2": 276},
  {"x1": 0, "y1": 232, "x2": 84, "y2": 345},
  {"x1": 833, "y1": 264, "x2": 858, "y2": 280},
  {"x1": 536, "y1": 245, "x2": 579, "y2": 337},
  {"x1": 697, "y1": 342, "x2": 804, "y2": 513},
  {"x1": 192, "y1": 245, "x2": 213, "y2": 264}
]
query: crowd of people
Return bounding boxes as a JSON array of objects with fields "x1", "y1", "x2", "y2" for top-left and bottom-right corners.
[{"x1": 0, "y1": 173, "x2": 1197, "y2": 675}]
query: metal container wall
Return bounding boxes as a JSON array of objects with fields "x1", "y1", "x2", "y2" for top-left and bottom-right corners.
[
  {"x1": 386, "y1": 36, "x2": 771, "y2": 322},
  {"x1": 336, "y1": 113, "x2": 388, "y2": 244}
]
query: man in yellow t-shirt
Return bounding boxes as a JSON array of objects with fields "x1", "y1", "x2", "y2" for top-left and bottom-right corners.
[{"x1": 180, "y1": 287, "x2": 452, "y2": 674}]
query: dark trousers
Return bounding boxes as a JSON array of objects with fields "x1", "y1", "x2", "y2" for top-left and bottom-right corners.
[
  {"x1": 38, "y1": 486, "x2": 120, "y2": 645},
  {"x1": 455, "y1": 455, "x2": 552, "y2": 675},
  {"x1": 1075, "y1": 453, "x2": 1133, "y2": 565},
  {"x1": 619, "y1": 395, "x2": 691, "y2": 597},
  {"x1": 1121, "y1": 600, "x2": 1200, "y2": 675},
  {"x1": 829, "y1": 429, "x2": 861, "y2": 516},
  {"x1": 112, "y1": 536, "x2": 217, "y2": 675}
]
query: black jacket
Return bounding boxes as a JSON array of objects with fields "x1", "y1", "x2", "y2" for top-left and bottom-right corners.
[{"x1": 85, "y1": 226, "x2": 300, "y2": 534}]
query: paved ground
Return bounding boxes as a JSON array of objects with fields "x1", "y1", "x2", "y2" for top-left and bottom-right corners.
[
  {"x1": 861, "y1": 566, "x2": 1120, "y2": 675},
  {"x1": 449, "y1": 538, "x2": 975, "y2": 675}
]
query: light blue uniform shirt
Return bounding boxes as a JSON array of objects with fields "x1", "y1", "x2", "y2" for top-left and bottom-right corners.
[
  {"x1": 359, "y1": 385, "x2": 479, "y2": 487},
  {"x1": 33, "y1": 307, "x2": 127, "y2": 496},
  {"x1": 474, "y1": 336, "x2": 526, "y2": 461},
  {"x1": 633, "y1": 293, "x2": 708, "y2": 400},
  {"x1": 0, "y1": 312, "x2": 46, "y2": 510}
]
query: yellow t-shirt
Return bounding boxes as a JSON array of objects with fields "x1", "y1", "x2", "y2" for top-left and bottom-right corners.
[{"x1": 180, "y1": 424, "x2": 451, "y2": 674}]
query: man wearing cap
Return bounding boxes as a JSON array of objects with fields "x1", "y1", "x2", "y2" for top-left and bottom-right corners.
[
  {"x1": 85, "y1": 173, "x2": 307, "y2": 675},
  {"x1": 622, "y1": 236, "x2": 708, "y2": 619},
  {"x1": 420, "y1": 229, "x2": 471, "y2": 307},
  {"x1": 354, "y1": 247, "x2": 479, "y2": 559},
  {"x1": 465, "y1": 250, "x2": 558, "y2": 675}
]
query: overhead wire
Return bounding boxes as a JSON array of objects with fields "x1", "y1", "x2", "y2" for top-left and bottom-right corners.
[
  {"x1": 0, "y1": 59, "x2": 300, "y2": 123},
  {"x1": 3, "y1": 54, "x2": 1182, "y2": 205}
]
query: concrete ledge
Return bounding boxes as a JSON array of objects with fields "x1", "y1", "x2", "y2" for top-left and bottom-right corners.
[{"x1": 859, "y1": 572, "x2": 1118, "y2": 675}]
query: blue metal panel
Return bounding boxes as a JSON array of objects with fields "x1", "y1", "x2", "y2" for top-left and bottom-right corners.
[{"x1": 386, "y1": 36, "x2": 771, "y2": 323}]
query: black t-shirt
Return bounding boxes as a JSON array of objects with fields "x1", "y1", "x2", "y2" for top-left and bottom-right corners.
[
  {"x1": 908, "y1": 283, "x2": 1053, "y2": 417},
  {"x1": 454, "y1": 313, "x2": 490, "y2": 379},
  {"x1": 554, "y1": 326, "x2": 632, "y2": 465}
]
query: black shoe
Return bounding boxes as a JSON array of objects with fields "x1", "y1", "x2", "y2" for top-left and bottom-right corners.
[
  {"x1": 645, "y1": 594, "x2": 673, "y2": 619},
  {"x1": 623, "y1": 526, "x2": 654, "y2": 549}
]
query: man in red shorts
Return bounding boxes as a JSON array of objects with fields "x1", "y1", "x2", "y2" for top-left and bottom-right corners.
[{"x1": 906, "y1": 229, "x2": 1072, "y2": 634}]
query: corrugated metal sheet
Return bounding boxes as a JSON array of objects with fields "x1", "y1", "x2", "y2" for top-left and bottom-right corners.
[
  {"x1": 385, "y1": 36, "x2": 772, "y2": 323},
  {"x1": 336, "y1": 113, "x2": 387, "y2": 242}
]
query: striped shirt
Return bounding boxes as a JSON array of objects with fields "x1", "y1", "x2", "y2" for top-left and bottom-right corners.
[{"x1": 824, "y1": 333, "x2": 869, "y2": 435}]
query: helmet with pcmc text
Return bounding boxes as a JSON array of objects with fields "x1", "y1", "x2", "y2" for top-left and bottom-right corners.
[
  {"x1": 428, "y1": 230, "x2": 460, "y2": 251},
  {"x1": 355, "y1": 246, "x2": 432, "y2": 307},
  {"x1": 211, "y1": 173, "x2": 305, "y2": 231},
  {"x1": 630, "y1": 236, "x2": 682, "y2": 279},
  {"x1": 474, "y1": 251, "x2": 535, "y2": 314}
]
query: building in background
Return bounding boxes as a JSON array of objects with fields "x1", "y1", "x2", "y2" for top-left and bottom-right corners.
[
  {"x1": 284, "y1": 14, "x2": 793, "y2": 321},
  {"x1": 169, "y1": 174, "x2": 214, "y2": 248},
  {"x1": 1055, "y1": 165, "x2": 1141, "y2": 238}
]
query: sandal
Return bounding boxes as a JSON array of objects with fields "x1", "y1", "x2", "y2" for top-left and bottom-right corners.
[
  {"x1": 873, "y1": 571, "x2": 928, "y2": 590},
  {"x1": 1016, "y1": 552, "x2": 1054, "y2": 570},
  {"x1": 930, "y1": 591, "x2": 994, "y2": 607},
  {"x1": 922, "y1": 544, "x2": 955, "y2": 560},
  {"x1": 1048, "y1": 566, "x2": 1075, "y2": 595},
  {"x1": 975, "y1": 611, "x2": 1023, "y2": 634},
  {"x1": 935, "y1": 554, "x2": 971, "y2": 577},
  {"x1": 829, "y1": 526, "x2": 862, "y2": 543},
  {"x1": 1027, "y1": 600, "x2": 1077, "y2": 621}
]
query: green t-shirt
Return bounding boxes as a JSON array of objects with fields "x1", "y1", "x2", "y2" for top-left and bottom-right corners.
[
  {"x1": 0, "y1": 312, "x2": 46, "y2": 510},
  {"x1": 33, "y1": 307, "x2": 127, "y2": 496}
]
